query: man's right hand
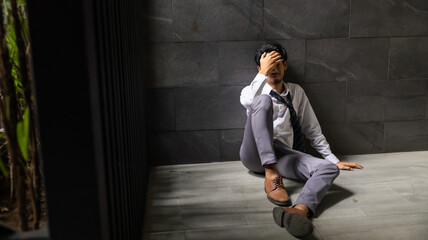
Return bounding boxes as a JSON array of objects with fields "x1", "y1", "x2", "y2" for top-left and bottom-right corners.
[
  {"x1": 336, "y1": 161, "x2": 364, "y2": 171},
  {"x1": 259, "y1": 51, "x2": 283, "y2": 76}
]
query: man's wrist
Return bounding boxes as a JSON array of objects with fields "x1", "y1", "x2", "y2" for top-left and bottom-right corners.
[
  {"x1": 325, "y1": 154, "x2": 340, "y2": 164},
  {"x1": 258, "y1": 70, "x2": 268, "y2": 76}
]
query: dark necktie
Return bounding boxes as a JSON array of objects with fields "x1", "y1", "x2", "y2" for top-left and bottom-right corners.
[{"x1": 269, "y1": 90, "x2": 306, "y2": 152}]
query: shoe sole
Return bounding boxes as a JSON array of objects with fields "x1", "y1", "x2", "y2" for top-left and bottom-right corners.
[
  {"x1": 264, "y1": 187, "x2": 292, "y2": 206},
  {"x1": 273, "y1": 207, "x2": 313, "y2": 238}
]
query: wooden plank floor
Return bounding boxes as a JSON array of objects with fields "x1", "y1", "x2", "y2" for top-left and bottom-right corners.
[{"x1": 143, "y1": 151, "x2": 428, "y2": 240}]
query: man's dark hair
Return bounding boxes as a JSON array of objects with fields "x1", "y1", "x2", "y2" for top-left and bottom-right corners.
[{"x1": 255, "y1": 42, "x2": 288, "y2": 66}]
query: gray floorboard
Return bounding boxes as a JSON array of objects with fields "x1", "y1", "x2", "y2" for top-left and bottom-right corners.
[{"x1": 144, "y1": 151, "x2": 428, "y2": 240}]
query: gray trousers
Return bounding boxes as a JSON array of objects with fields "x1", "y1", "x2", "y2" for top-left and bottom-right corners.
[{"x1": 239, "y1": 95, "x2": 340, "y2": 214}]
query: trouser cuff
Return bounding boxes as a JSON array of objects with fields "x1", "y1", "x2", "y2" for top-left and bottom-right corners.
[{"x1": 292, "y1": 202, "x2": 315, "y2": 217}]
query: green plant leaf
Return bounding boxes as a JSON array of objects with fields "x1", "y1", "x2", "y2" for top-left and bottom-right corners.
[
  {"x1": 0, "y1": 155, "x2": 8, "y2": 177},
  {"x1": 16, "y1": 107, "x2": 29, "y2": 161}
]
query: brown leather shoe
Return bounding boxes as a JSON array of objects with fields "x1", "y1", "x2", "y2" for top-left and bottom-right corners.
[
  {"x1": 273, "y1": 207, "x2": 313, "y2": 238},
  {"x1": 264, "y1": 177, "x2": 291, "y2": 206}
]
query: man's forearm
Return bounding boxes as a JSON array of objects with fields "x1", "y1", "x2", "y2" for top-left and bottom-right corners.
[{"x1": 240, "y1": 74, "x2": 268, "y2": 108}]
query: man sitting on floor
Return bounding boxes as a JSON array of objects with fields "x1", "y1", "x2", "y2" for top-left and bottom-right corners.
[{"x1": 239, "y1": 42, "x2": 363, "y2": 238}]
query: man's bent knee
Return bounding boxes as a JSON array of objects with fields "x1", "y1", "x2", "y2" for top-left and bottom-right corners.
[
  {"x1": 319, "y1": 162, "x2": 340, "y2": 178},
  {"x1": 240, "y1": 154, "x2": 265, "y2": 174}
]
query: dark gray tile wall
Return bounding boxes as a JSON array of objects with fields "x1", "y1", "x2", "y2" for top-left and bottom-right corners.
[
  {"x1": 220, "y1": 129, "x2": 245, "y2": 161},
  {"x1": 173, "y1": 0, "x2": 263, "y2": 41},
  {"x1": 143, "y1": 0, "x2": 173, "y2": 42},
  {"x1": 350, "y1": 0, "x2": 428, "y2": 37},
  {"x1": 306, "y1": 38, "x2": 390, "y2": 82},
  {"x1": 147, "y1": 88, "x2": 176, "y2": 131},
  {"x1": 385, "y1": 120, "x2": 428, "y2": 152},
  {"x1": 147, "y1": 42, "x2": 219, "y2": 88},
  {"x1": 175, "y1": 87, "x2": 246, "y2": 130},
  {"x1": 389, "y1": 37, "x2": 428, "y2": 80},
  {"x1": 426, "y1": 96, "x2": 428, "y2": 120},
  {"x1": 263, "y1": 0, "x2": 350, "y2": 39},
  {"x1": 302, "y1": 82, "x2": 347, "y2": 124},
  {"x1": 146, "y1": 0, "x2": 428, "y2": 165},
  {"x1": 219, "y1": 41, "x2": 263, "y2": 86},
  {"x1": 323, "y1": 123, "x2": 384, "y2": 155},
  {"x1": 347, "y1": 80, "x2": 428, "y2": 122},
  {"x1": 153, "y1": 131, "x2": 220, "y2": 165}
]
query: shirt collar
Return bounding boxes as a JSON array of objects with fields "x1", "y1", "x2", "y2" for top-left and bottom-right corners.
[{"x1": 262, "y1": 82, "x2": 290, "y2": 97}]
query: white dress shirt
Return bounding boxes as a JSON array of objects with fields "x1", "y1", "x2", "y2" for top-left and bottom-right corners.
[{"x1": 240, "y1": 73, "x2": 340, "y2": 164}]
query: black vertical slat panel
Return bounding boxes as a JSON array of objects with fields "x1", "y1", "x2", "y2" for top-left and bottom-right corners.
[
  {"x1": 131, "y1": 31, "x2": 138, "y2": 240},
  {"x1": 104, "y1": 4, "x2": 121, "y2": 239},
  {"x1": 93, "y1": 0, "x2": 111, "y2": 238},
  {"x1": 126, "y1": 1, "x2": 132, "y2": 234},
  {"x1": 135, "y1": 8, "x2": 143, "y2": 232},
  {"x1": 90, "y1": 0, "x2": 149, "y2": 239},
  {"x1": 118, "y1": 2, "x2": 129, "y2": 237},
  {"x1": 137, "y1": 0, "x2": 146, "y2": 225},
  {"x1": 83, "y1": 1, "x2": 111, "y2": 240},
  {"x1": 124, "y1": 1, "x2": 134, "y2": 236},
  {"x1": 104, "y1": 1, "x2": 121, "y2": 238},
  {"x1": 114, "y1": 0, "x2": 127, "y2": 236},
  {"x1": 99, "y1": 1, "x2": 117, "y2": 238},
  {"x1": 110, "y1": 1, "x2": 124, "y2": 238}
]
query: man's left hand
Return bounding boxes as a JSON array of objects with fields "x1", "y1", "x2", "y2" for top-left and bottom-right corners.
[{"x1": 336, "y1": 161, "x2": 364, "y2": 171}]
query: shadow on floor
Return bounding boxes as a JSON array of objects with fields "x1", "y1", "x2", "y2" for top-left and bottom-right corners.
[
  {"x1": 314, "y1": 184, "x2": 354, "y2": 218},
  {"x1": 247, "y1": 170, "x2": 265, "y2": 178}
]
